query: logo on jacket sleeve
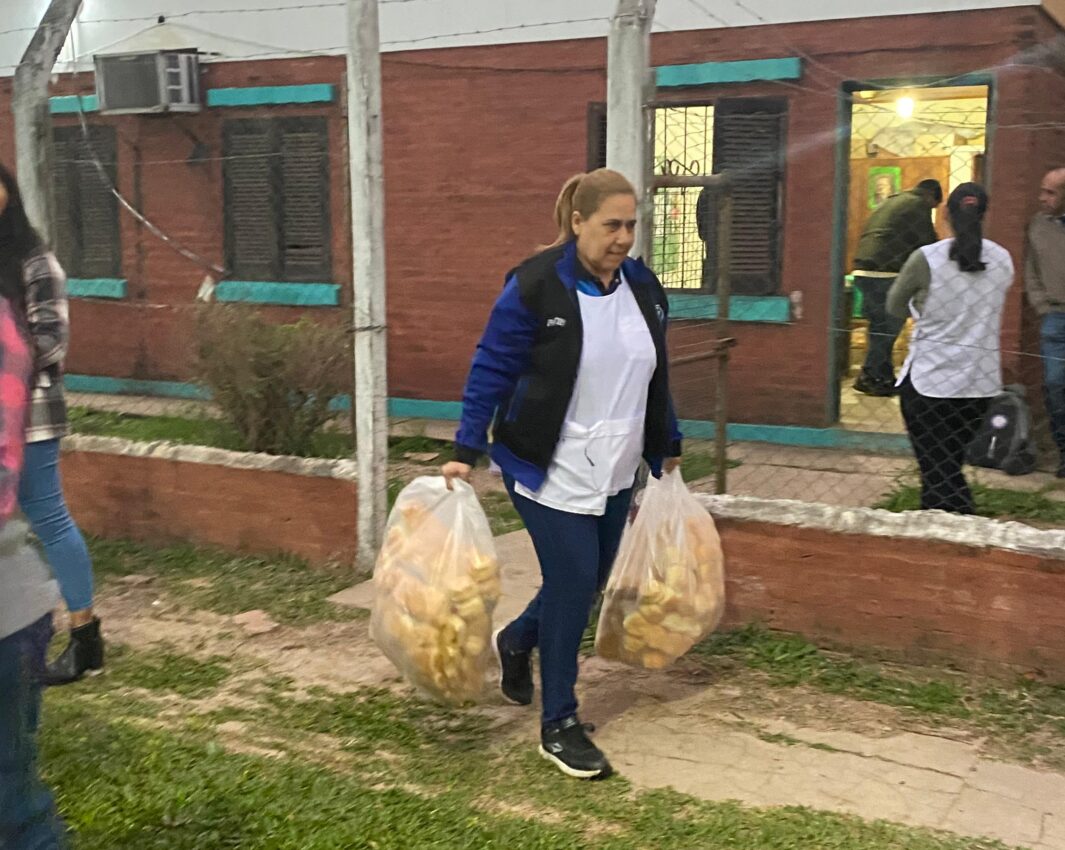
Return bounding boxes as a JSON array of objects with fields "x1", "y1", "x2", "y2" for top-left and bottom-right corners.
[
  {"x1": 655, "y1": 304, "x2": 665, "y2": 324},
  {"x1": 546, "y1": 317, "x2": 567, "y2": 328}
]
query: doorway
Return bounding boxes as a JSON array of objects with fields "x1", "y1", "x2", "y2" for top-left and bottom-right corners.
[{"x1": 838, "y1": 84, "x2": 990, "y2": 433}]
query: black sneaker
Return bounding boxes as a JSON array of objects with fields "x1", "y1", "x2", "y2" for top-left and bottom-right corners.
[
  {"x1": 539, "y1": 717, "x2": 613, "y2": 780},
  {"x1": 493, "y1": 628, "x2": 533, "y2": 706}
]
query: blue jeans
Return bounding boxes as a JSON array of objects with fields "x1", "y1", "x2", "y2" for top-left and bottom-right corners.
[
  {"x1": 499, "y1": 477, "x2": 633, "y2": 726},
  {"x1": 0, "y1": 615, "x2": 66, "y2": 849},
  {"x1": 18, "y1": 439, "x2": 94, "y2": 612},
  {"x1": 854, "y1": 275, "x2": 906, "y2": 384},
  {"x1": 1041, "y1": 313, "x2": 1065, "y2": 460}
]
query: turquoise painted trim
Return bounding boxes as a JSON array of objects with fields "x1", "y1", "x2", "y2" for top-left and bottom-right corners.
[
  {"x1": 206, "y1": 84, "x2": 336, "y2": 108},
  {"x1": 656, "y1": 58, "x2": 802, "y2": 88},
  {"x1": 60, "y1": 376, "x2": 910, "y2": 454},
  {"x1": 49, "y1": 94, "x2": 99, "y2": 114},
  {"x1": 377, "y1": 402, "x2": 903, "y2": 454},
  {"x1": 668, "y1": 293, "x2": 790, "y2": 323},
  {"x1": 215, "y1": 281, "x2": 340, "y2": 307},
  {"x1": 65, "y1": 374, "x2": 210, "y2": 401},
  {"x1": 678, "y1": 419, "x2": 910, "y2": 454},
  {"x1": 388, "y1": 398, "x2": 463, "y2": 420},
  {"x1": 65, "y1": 373, "x2": 349, "y2": 408},
  {"x1": 67, "y1": 278, "x2": 127, "y2": 300}
]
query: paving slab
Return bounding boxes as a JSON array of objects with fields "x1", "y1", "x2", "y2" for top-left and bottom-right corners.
[{"x1": 588, "y1": 679, "x2": 1065, "y2": 850}]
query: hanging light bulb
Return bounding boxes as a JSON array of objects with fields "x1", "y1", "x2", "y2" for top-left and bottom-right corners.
[{"x1": 896, "y1": 96, "x2": 915, "y2": 119}]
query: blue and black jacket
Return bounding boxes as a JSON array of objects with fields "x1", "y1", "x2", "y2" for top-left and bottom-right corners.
[{"x1": 454, "y1": 240, "x2": 683, "y2": 492}]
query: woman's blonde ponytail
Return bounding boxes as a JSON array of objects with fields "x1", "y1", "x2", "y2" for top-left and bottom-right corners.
[{"x1": 543, "y1": 173, "x2": 586, "y2": 251}]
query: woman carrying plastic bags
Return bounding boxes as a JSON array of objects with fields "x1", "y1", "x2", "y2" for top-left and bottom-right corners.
[{"x1": 442, "y1": 169, "x2": 682, "y2": 780}]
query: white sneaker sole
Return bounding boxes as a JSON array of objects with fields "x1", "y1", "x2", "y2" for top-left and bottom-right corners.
[
  {"x1": 538, "y1": 745, "x2": 609, "y2": 780},
  {"x1": 492, "y1": 627, "x2": 528, "y2": 706}
]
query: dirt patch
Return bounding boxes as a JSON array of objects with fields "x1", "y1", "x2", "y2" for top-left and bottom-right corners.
[{"x1": 94, "y1": 575, "x2": 1065, "y2": 772}]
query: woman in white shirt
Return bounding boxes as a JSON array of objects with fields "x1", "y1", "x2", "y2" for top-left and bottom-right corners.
[
  {"x1": 887, "y1": 183, "x2": 1014, "y2": 514},
  {"x1": 443, "y1": 169, "x2": 682, "y2": 780}
]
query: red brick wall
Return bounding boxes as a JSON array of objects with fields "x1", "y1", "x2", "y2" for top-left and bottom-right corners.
[
  {"x1": 3, "y1": 8, "x2": 1065, "y2": 425},
  {"x1": 58, "y1": 440, "x2": 1065, "y2": 677},
  {"x1": 61, "y1": 448, "x2": 358, "y2": 565},
  {"x1": 43, "y1": 58, "x2": 353, "y2": 383},
  {"x1": 719, "y1": 517, "x2": 1065, "y2": 678}
]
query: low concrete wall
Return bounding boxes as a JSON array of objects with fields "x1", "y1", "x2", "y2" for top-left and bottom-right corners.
[
  {"x1": 56, "y1": 436, "x2": 1065, "y2": 677},
  {"x1": 61, "y1": 435, "x2": 358, "y2": 566},
  {"x1": 702, "y1": 495, "x2": 1065, "y2": 678}
]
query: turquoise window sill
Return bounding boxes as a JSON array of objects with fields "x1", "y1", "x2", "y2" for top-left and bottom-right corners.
[
  {"x1": 206, "y1": 84, "x2": 336, "y2": 108},
  {"x1": 68, "y1": 278, "x2": 127, "y2": 299},
  {"x1": 668, "y1": 293, "x2": 790, "y2": 323},
  {"x1": 656, "y1": 58, "x2": 802, "y2": 88},
  {"x1": 215, "y1": 281, "x2": 340, "y2": 307},
  {"x1": 50, "y1": 95, "x2": 99, "y2": 114}
]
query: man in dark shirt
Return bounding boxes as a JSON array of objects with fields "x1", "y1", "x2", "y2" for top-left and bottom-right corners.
[
  {"x1": 851, "y1": 178, "x2": 943, "y2": 396},
  {"x1": 1025, "y1": 167, "x2": 1065, "y2": 475}
]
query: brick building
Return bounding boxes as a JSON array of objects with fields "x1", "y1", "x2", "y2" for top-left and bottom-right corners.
[{"x1": 2, "y1": 1, "x2": 1065, "y2": 442}]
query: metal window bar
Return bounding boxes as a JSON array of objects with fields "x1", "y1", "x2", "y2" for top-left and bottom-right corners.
[{"x1": 655, "y1": 173, "x2": 734, "y2": 494}]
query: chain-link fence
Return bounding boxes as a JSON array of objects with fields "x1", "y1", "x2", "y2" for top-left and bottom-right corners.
[
  {"x1": 57, "y1": 83, "x2": 1065, "y2": 531},
  {"x1": 661, "y1": 87, "x2": 1065, "y2": 528}
]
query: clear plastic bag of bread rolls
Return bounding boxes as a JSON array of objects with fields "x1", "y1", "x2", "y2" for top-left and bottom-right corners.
[
  {"x1": 370, "y1": 476, "x2": 501, "y2": 705},
  {"x1": 595, "y1": 469, "x2": 725, "y2": 669}
]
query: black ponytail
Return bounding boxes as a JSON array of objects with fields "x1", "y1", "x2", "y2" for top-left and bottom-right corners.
[
  {"x1": 0, "y1": 163, "x2": 43, "y2": 316},
  {"x1": 947, "y1": 182, "x2": 989, "y2": 273}
]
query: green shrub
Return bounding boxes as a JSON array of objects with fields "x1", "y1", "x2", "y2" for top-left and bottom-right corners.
[{"x1": 194, "y1": 304, "x2": 351, "y2": 456}]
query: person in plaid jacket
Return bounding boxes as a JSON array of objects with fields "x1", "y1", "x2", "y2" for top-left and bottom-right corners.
[
  {"x1": 0, "y1": 165, "x2": 67, "y2": 848},
  {"x1": 0, "y1": 164, "x2": 102, "y2": 686}
]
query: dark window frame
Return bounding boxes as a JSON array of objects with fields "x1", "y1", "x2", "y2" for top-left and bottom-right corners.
[
  {"x1": 52, "y1": 124, "x2": 122, "y2": 279},
  {"x1": 222, "y1": 116, "x2": 332, "y2": 283},
  {"x1": 587, "y1": 97, "x2": 788, "y2": 295}
]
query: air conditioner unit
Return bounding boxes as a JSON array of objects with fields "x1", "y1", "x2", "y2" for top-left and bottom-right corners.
[{"x1": 95, "y1": 50, "x2": 202, "y2": 115}]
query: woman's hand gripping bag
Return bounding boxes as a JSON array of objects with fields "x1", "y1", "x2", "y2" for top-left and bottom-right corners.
[
  {"x1": 370, "y1": 477, "x2": 501, "y2": 704},
  {"x1": 595, "y1": 469, "x2": 725, "y2": 669}
]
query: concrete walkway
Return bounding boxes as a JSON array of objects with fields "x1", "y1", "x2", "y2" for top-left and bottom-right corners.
[
  {"x1": 333, "y1": 529, "x2": 1065, "y2": 850},
  {"x1": 586, "y1": 668, "x2": 1065, "y2": 850}
]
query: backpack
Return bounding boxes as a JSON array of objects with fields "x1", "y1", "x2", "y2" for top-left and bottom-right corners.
[{"x1": 966, "y1": 384, "x2": 1037, "y2": 476}]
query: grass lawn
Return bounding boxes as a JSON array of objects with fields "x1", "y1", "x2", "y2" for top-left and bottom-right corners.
[
  {"x1": 691, "y1": 624, "x2": 1065, "y2": 768},
  {"x1": 35, "y1": 536, "x2": 1063, "y2": 849},
  {"x1": 875, "y1": 477, "x2": 1065, "y2": 525},
  {"x1": 43, "y1": 639, "x2": 1015, "y2": 850},
  {"x1": 69, "y1": 405, "x2": 454, "y2": 463},
  {"x1": 90, "y1": 537, "x2": 366, "y2": 626}
]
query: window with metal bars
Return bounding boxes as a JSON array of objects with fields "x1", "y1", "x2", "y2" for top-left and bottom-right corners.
[
  {"x1": 223, "y1": 117, "x2": 331, "y2": 283},
  {"x1": 52, "y1": 125, "x2": 121, "y2": 279},
  {"x1": 587, "y1": 98, "x2": 787, "y2": 294}
]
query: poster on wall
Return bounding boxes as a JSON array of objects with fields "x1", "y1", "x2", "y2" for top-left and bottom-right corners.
[{"x1": 868, "y1": 166, "x2": 902, "y2": 209}]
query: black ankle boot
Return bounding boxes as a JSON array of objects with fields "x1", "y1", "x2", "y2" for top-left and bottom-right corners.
[{"x1": 41, "y1": 617, "x2": 104, "y2": 686}]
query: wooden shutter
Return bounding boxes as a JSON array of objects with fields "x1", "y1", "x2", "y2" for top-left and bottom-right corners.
[
  {"x1": 279, "y1": 118, "x2": 330, "y2": 282},
  {"x1": 713, "y1": 100, "x2": 786, "y2": 295},
  {"x1": 75, "y1": 127, "x2": 121, "y2": 278},
  {"x1": 51, "y1": 132, "x2": 76, "y2": 273},
  {"x1": 587, "y1": 102, "x2": 607, "y2": 170},
  {"x1": 52, "y1": 125, "x2": 120, "y2": 278},
  {"x1": 224, "y1": 120, "x2": 280, "y2": 281}
]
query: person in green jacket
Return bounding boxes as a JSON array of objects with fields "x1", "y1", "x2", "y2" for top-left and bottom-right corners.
[{"x1": 852, "y1": 179, "x2": 943, "y2": 396}]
